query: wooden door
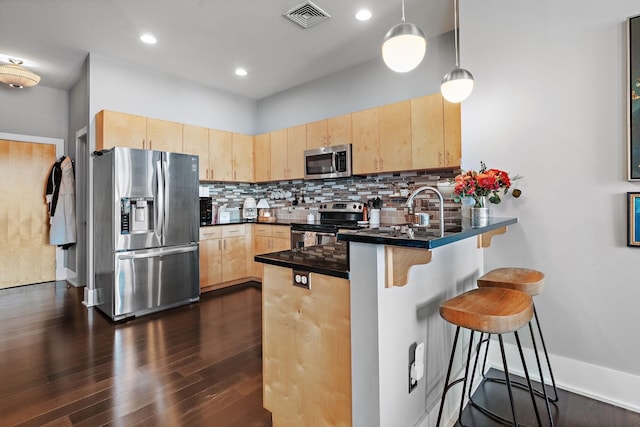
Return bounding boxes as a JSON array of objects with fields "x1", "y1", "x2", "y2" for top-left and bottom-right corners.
[
  {"x1": 183, "y1": 124, "x2": 209, "y2": 180},
  {"x1": 222, "y1": 236, "x2": 246, "y2": 282},
  {"x1": 443, "y1": 100, "x2": 462, "y2": 167},
  {"x1": 232, "y1": 133, "x2": 254, "y2": 182},
  {"x1": 146, "y1": 118, "x2": 182, "y2": 152},
  {"x1": 411, "y1": 94, "x2": 445, "y2": 170},
  {"x1": 95, "y1": 110, "x2": 146, "y2": 150},
  {"x1": 287, "y1": 124, "x2": 306, "y2": 179},
  {"x1": 254, "y1": 133, "x2": 271, "y2": 182},
  {"x1": 0, "y1": 140, "x2": 56, "y2": 288},
  {"x1": 270, "y1": 129, "x2": 288, "y2": 181},
  {"x1": 351, "y1": 108, "x2": 379, "y2": 174},
  {"x1": 379, "y1": 100, "x2": 412, "y2": 172},
  {"x1": 306, "y1": 119, "x2": 327, "y2": 149},
  {"x1": 327, "y1": 114, "x2": 352, "y2": 147},
  {"x1": 210, "y1": 129, "x2": 233, "y2": 181},
  {"x1": 199, "y1": 238, "x2": 222, "y2": 288}
]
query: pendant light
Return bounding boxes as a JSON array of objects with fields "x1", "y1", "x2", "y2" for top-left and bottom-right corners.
[
  {"x1": 440, "y1": 0, "x2": 474, "y2": 103},
  {"x1": 382, "y1": 0, "x2": 427, "y2": 73},
  {"x1": 0, "y1": 59, "x2": 40, "y2": 89}
]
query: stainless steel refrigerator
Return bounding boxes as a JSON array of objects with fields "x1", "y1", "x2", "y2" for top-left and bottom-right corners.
[{"x1": 93, "y1": 147, "x2": 199, "y2": 321}]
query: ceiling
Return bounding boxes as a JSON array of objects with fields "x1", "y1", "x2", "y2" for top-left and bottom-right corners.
[{"x1": 0, "y1": 0, "x2": 453, "y2": 100}]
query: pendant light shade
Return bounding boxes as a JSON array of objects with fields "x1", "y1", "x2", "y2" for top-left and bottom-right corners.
[
  {"x1": 0, "y1": 59, "x2": 40, "y2": 89},
  {"x1": 382, "y1": 0, "x2": 426, "y2": 73},
  {"x1": 441, "y1": 67, "x2": 474, "y2": 103},
  {"x1": 440, "y1": 0, "x2": 473, "y2": 103}
]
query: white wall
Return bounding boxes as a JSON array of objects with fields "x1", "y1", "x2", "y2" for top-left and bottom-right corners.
[
  {"x1": 88, "y1": 53, "x2": 258, "y2": 137},
  {"x1": 256, "y1": 32, "x2": 454, "y2": 133},
  {"x1": 0, "y1": 84, "x2": 68, "y2": 143},
  {"x1": 462, "y1": 0, "x2": 640, "y2": 408}
]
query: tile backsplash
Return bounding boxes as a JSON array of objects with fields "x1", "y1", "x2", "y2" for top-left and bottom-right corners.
[{"x1": 200, "y1": 169, "x2": 461, "y2": 225}]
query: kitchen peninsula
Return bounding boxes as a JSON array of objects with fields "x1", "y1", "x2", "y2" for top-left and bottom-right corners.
[{"x1": 255, "y1": 216, "x2": 517, "y2": 427}]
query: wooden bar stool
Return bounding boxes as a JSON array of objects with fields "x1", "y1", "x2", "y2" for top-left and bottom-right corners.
[
  {"x1": 477, "y1": 267, "x2": 558, "y2": 403},
  {"x1": 436, "y1": 287, "x2": 544, "y2": 427}
]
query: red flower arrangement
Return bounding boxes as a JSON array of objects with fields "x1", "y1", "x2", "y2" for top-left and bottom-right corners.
[{"x1": 453, "y1": 162, "x2": 520, "y2": 207}]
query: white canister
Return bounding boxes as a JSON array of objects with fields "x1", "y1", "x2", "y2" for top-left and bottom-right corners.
[
  {"x1": 307, "y1": 213, "x2": 315, "y2": 223},
  {"x1": 369, "y1": 209, "x2": 381, "y2": 226}
]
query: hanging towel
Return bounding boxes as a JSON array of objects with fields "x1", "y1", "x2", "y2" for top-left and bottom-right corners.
[{"x1": 46, "y1": 156, "x2": 76, "y2": 247}]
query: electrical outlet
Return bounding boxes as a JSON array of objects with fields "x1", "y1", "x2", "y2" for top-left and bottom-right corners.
[
  {"x1": 409, "y1": 342, "x2": 417, "y2": 393},
  {"x1": 293, "y1": 270, "x2": 310, "y2": 289}
]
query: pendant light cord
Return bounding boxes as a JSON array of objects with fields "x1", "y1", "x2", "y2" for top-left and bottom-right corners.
[
  {"x1": 454, "y1": 0, "x2": 460, "y2": 68},
  {"x1": 401, "y1": 0, "x2": 406, "y2": 23}
]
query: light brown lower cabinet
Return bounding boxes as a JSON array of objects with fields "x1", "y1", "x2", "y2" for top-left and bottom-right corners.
[
  {"x1": 262, "y1": 264, "x2": 351, "y2": 426},
  {"x1": 253, "y1": 224, "x2": 290, "y2": 277},
  {"x1": 199, "y1": 224, "x2": 247, "y2": 291}
]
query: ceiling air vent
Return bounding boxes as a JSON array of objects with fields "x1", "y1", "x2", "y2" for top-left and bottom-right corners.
[{"x1": 283, "y1": 1, "x2": 331, "y2": 29}]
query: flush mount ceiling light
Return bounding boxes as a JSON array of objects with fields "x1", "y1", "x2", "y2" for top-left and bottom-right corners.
[
  {"x1": 441, "y1": 0, "x2": 474, "y2": 103},
  {"x1": 381, "y1": 0, "x2": 426, "y2": 73},
  {"x1": 235, "y1": 68, "x2": 248, "y2": 77},
  {"x1": 0, "y1": 58, "x2": 40, "y2": 89},
  {"x1": 140, "y1": 33, "x2": 157, "y2": 44},
  {"x1": 355, "y1": 9, "x2": 372, "y2": 22}
]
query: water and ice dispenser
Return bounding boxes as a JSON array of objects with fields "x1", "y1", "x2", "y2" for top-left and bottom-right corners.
[{"x1": 120, "y1": 197, "x2": 154, "y2": 234}]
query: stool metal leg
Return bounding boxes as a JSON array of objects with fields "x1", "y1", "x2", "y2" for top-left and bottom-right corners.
[
  {"x1": 436, "y1": 327, "x2": 461, "y2": 427},
  {"x1": 514, "y1": 330, "x2": 544, "y2": 427},
  {"x1": 533, "y1": 304, "x2": 559, "y2": 402},
  {"x1": 529, "y1": 321, "x2": 554, "y2": 426}
]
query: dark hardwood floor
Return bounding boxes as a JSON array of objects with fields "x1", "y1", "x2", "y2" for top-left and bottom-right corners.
[
  {"x1": 1, "y1": 280, "x2": 639, "y2": 426},
  {"x1": 0, "y1": 281, "x2": 270, "y2": 426}
]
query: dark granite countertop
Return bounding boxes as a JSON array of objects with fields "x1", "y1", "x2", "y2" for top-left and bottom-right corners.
[
  {"x1": 254, "y1": 241, "x2": 349, "y2": 279},
  {"x1": 254, "y1": 217, "x2": 517, "y2": 278},
  {"x1": 337, "y1": 217, "x2": 518, "y2": 249}
]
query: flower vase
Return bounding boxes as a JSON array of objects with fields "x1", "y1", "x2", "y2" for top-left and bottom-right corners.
[{"x1": 470, "y1": 196, "x2": 490, "y2": 227}]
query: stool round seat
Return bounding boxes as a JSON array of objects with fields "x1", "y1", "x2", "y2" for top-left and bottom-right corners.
[
  {"x1": 477, "y1": 267, "x2": 544, "y2": 296},
  {"x1": 440, "y1": 287, "x2": 533, "y2": 334}
]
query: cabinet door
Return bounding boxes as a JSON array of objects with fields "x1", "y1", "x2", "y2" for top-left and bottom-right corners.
[
  {"x1": 306, "y1": 119, "x2": 327, "y2": 149},
  {"x1": 287, "y1": 124, "x2": 306, "y2": 179},
  {"x1": 253, "y1": 235, "x2": 272, "y2": 277},
  {"x1": 379, "y1": 100, "x2": 412, "y2": 172},
  {"x1": 351, "y1": 108, "x2": 379, "y2": 174},
  {"x1": 199, "y1": 238, "x2": 222, "y2": 288},
  {"x1": 270, "y1": 129, "x2": 288, "y2": 181},
  {"x1": 411, "y1": 94, "x2": 445, "y2": 170},
  {"x1": 96, "y1": 110, "x2": 146, "y2": 150},
  {"x1": 146, "y1": 118, "x2": 183, "y2": 153},
  {"x1": 210, "y1": 129, "x2": 233, "y2": 181},
  {"x1": 254, "y1": 133, "x2": 271, "y2": 182},
  {"x1": 443, "y1": 100, "x2": 462, "y2": 167},
  {"x1": 327, "y1": 114, "x2": 352, "y2": 147},
  {"x1": 222, "y1": 236, "x2": 246, "y2": 282},
  {"x1": 232, "y1": 133, "x2": 254, "y2": 182},
  {"x1": 183, "y1": 124, "x2": 210, "y2": 180}
]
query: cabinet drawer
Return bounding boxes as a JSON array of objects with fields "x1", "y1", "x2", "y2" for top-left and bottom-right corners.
[
  {"x1": 199, "y1": 227, "x2": 222, "y2": 240},
  {"x1": 271, "y1": 226, "x2": 290, "y2": 238},
  {"x1": 254, "y1": 224, "x2": 272, "y2": 236},
  {"x1": 221, "y1": 224, "x2": 245, "y2": 237}
]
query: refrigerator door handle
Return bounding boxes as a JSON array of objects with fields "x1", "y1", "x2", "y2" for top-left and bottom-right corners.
[
  {"x1": 117, "y1": 244, "x2": 198, "y2": 260},
  {"x1": 156, "y1": 158, "x2": 165, "y2": 245}
]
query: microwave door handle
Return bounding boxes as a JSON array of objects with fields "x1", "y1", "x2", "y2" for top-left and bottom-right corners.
[{"x1": 333, "y1": 152, "x2": 339, "y2": 172}]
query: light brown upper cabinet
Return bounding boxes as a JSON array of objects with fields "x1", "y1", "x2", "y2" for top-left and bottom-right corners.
[
  {"x1": 270, "y1": 125, "x2": 305, "y2": 181},
  {"x1": 146, "y1": 118, "x2": 183, "y2": 152},
  {"x1": 254, "y1": 133, "x2": 271, "y2": 182},
  {"x1": 411, "y1": 93, "x2": 461, "y2": 169},
  {"x1": 232, "y1": 133, "x2": 254, "y2": 182},
  {"x1": 352, "y1": 100, "x2": 411, "y2": 174},
  {"x1": 379, "y1": 100, "x2": 412, "y2": 172},
  {"x1": 306, "y1": 115, "x2": 352, "y2": 149},
  {"x1": 208, "y1": 130, "x2": 254, "y2": 182},
  {"x1": 182, "y1": 124, "x2": 209, "y2": 181},
  {"x1": 96, "y1": 110, "x2": 147, "y2": 150},
  {"x1": 96, "y1": 110, "x2": 183, "y2": 152}
]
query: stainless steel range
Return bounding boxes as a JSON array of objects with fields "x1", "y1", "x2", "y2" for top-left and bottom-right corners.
[{"x1": 291, "y1": 201, "x2": 364, "y2": 249}]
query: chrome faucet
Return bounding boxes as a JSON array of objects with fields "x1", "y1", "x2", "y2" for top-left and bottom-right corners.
[{"x1": 406, "y1": 186, "x2": 445, "y2": 237}]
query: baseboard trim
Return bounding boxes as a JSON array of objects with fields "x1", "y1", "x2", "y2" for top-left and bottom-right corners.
[{"x1": 487, "y1": 341, "x2": 640, "y2": 413}]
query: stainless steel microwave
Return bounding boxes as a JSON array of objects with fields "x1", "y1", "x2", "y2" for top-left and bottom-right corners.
[{"x1": 304, "y1": 144, "x2": 352, "y2": 179}]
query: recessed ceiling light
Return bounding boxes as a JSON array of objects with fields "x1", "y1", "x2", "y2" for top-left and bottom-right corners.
[
  {"x1": 355, "y1": 9, "x2": 372, "y2": 21},
  {"x1": 235, "y1": 68, "x2": 248, "y2": 77},
  {"x1": 140, "y1": 34, "x2": 157, "y2": 44}
]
